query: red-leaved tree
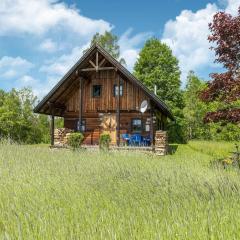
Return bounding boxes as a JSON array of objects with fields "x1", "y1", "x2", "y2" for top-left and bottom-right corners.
[{"x1": 201, "y1": 7, "x2": 240, "y2": 123}]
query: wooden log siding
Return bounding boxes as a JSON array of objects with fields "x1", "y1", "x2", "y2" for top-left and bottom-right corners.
[
  {"x1": 65, "y1": 71, "x2": 148, "y2": 113},
  {"x1": 34, "y1": 45, "x2": 174, "y2": 146}
]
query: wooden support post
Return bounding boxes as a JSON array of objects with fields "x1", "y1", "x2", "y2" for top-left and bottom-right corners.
[
  {"x1": 79, "y1": 77, "x2": 83, "y2": 132},
  {"x1": 150, "y1": 103, "x2": 154, "y2": 150},
  {"x1": 51, "y1": 108, "x2": 55, "y2": 146},
  {"x1": 96, "y1": 51, "x2": 99, "y2": 71},
  {"x1": 116, "y1": 73, "x2": 120, "y2": 146}
]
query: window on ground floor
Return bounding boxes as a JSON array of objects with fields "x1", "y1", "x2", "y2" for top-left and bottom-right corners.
[{"x1": 132, "y1": 119, "x2": 142, "y2": 133}]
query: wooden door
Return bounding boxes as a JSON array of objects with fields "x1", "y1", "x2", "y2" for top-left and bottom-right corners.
[{"x1": 101, "y1": 114, "x2": 117, "y2": 144}]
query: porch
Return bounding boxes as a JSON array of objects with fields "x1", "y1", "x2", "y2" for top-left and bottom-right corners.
[{"x1": 52, "y1": 126, "x2": 168, "y2": 155}]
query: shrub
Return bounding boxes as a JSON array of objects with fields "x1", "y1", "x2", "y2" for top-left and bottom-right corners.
[
  {"x1": 67, "y1": 132, "x2": 84, "y2": 149},
  {"x1": 99, "y1": 133, "x2": 111, "y2": 151}
]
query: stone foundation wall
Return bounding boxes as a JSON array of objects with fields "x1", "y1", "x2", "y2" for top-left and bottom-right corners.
[{"x1": 155, "y1": 131, "x2": 168, "y2": 156}]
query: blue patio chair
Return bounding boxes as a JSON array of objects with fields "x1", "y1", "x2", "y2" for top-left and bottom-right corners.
[
  {"x1": 142, "y1": 135, "x2": 151, "y2": 146},
  {"x1": 122, "y1": 133, "x2": 130, "y2": 145},
  {"x1": 131, "y1": 134, "x2": 142, "y2": 146}
]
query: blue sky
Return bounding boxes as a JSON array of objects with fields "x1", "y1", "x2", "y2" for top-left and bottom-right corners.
[{"x1": 0, "y1": 0, "x2": 239, "y2": 98}]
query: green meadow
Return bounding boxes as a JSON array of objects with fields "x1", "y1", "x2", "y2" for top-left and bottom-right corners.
[{"x1": 0, "y1": 141, "x2": 240, "y2": 239}]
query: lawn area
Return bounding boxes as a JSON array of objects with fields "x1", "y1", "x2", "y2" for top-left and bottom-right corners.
[{"x1": 0, "y1": 141, "x2": 240, "y2": 239}]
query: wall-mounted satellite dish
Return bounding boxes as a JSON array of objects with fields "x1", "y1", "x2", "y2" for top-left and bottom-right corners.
[{"x1": 140, "y1": 100, "x2": 148, "y2": 113}]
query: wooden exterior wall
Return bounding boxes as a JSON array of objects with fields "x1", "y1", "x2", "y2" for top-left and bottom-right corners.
[
  {"x1": 62, "y1": 70, "x2": 162, "y2": 144},
  {"x1": 65, "y1": 70, "x2": 148, "y2": 113}
]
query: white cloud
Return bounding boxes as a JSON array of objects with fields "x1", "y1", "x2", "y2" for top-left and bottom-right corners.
[
  {"x1": 39, "y1": 38, "x2": 58, "y2": 52},
  {"x1": 40, "y1": 43, "x2": 89, "y2": 77},
  {"x1": 40, "y1": 29, "x2": 151, "y2": 81},
  {"x1": 161, "y1": 0, "x2": 239, "y2": 84},
  {"x1": 119, "y1": 29, "x2": 152, "y2": 71},
  {"x1": 0, "y1": 56, "x2": 34, "y2": 79},
  {"x1": 16, "y1": 75, "x2": 49, "y2": 98},
  {"x1": 162, "y1": 3, "x2": 219, "y2": 84},
  {"x1": 225, "y1": 0, "x2": 240, "y2": 15},
  {"x1": 0, "y1": 0, "x2": 112, "y2": 37}
]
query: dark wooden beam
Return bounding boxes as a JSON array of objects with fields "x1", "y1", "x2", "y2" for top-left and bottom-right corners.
[
  {"x1": 80, "y1": 66, "x2": 115, "y2": 72},
  {"x1": 89, "y1": 60, "x2": 96, "y2": 68},
  {"x1": 79, "y1": 77, "x2": 83, "y2": 132},
  {"x1": 150, "y1": 102, "x2": 154, "y2": 150},
  {"x1": 116, "y1": 74, "x2": 120, "y2": 146},
  {"x1": 96, "y1": 50, "x2": 99, "y2": 71},
  {"x1": 50, "y1": 106, "x2": 55, "y2": 146},
  {"x1": 99, "y1": 58, "x2": 105, "y2": 67}
]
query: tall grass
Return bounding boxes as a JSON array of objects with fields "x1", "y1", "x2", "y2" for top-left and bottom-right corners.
[{"x1": 0, "y1": 142, "x2": 239, "y2": 239}]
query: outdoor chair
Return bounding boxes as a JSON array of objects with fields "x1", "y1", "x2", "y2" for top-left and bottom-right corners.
[
  {"x1": 130, "y1": 134, "x2": 142, "y2": 146},
  {"x1": 142, "y1": 135, "x2": 151, "y2": 146},
  {"x1": 121, "y1": 133, "x2": 130, "y2": 146}
]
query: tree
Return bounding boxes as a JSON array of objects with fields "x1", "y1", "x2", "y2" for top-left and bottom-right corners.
[
  {"x1": 84, "y1": 31, "x2": 125, "y2": 64},
  {"x1": 201, "y1": 7, "x2": 240, "y2": 123},
  {"x1": 0, "y1": 88, "x2": 52, "y2": 144},
  {"x1": 183, "y1": 71, "x2": 208, "y2": 140},
  {"x1": 134, "y1": 38, "x2": 183, "y2": 109},
  {"x1": 134, "y1": 38, "x2": 186, "y2": 143}
]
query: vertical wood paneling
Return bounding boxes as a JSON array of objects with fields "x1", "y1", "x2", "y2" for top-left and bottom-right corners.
[{"x1": 65, "y1": 70, "x2": 150, "y2": 113}]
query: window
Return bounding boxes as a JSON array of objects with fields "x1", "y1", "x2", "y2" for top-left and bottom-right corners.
[
  {"x1": 132, "y1": 119, "x2": 142, "y2": 133},
  {"x1": 92, "y1": 85, "x2": 102, "y2": 97},
  {"x1": 113, "y1": 84, "x2": 123, "y2": 96}
]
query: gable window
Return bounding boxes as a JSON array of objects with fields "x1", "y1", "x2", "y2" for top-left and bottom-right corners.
[
  {"x1": 113, "y1": 84, "x2": 123, "y2": 96},
  {"x1": 92, "y1": 85, "x2": 102, "y2": 97},
  {"x1": 132, "y1": 119, "x2": 142, "y2": 133}
]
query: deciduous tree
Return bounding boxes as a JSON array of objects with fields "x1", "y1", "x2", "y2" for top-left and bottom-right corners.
[
  {"x1": 201, "y1": 7, "x2": 240, "y2": 123},
  {"x1": 84, "y1": 31, "x2": 125, "y2": 64},
  {"x1": 134, "y1": 38, "x2": 186, "y2": 143}
]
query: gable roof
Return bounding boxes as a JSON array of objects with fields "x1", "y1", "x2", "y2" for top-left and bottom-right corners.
[{"x1": 34, "y1": 44, "x2": 174, "y2": 120}]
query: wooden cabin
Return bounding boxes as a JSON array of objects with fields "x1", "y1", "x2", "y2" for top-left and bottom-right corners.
[{"x1": 34, "y1": 44, "x2": 174, "y2": 146}]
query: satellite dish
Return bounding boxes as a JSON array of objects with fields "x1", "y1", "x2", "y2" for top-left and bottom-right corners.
[{"x1": 140, "y1": 100, "x2": 148, "y2": 113}]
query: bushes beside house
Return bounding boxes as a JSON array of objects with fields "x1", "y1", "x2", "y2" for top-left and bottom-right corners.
[{"x1": 67, "y1": 132, "x2": 84, "y2": 149}]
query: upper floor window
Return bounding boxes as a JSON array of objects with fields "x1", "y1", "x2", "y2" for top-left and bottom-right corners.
[
  {"x1": 92, "y1": 85, "x2": 102, "y2": 97},
  {"x1": 113, "y1": 84, "x2": 123, "y2": 96}
]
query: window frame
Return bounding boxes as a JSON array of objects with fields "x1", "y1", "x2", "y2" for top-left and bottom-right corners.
[
  {"x1": 92, "y1": 85, "x2": 102, "y2": 98},
  {"x1": 131, "y1": 118, "x2": 142, "y2": 133},
  {"x1": 113, "y1": 84, "x2": 123, "y2": 97}
]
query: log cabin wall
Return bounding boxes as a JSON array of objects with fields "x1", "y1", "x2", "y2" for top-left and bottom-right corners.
[
  {"x1": 63, "y1": 70, "x2": 159, "y2": 144},
  {"x1": 65, "y1": 70, "x2": 148, "y2": 113},
  {"x1": 33, "y1": 45, "x2": 173, "y2": 146}
]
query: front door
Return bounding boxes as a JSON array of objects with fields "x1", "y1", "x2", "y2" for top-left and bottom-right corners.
[{"x1": 101, "y1": 114, "x2": 117, "y2": 144}]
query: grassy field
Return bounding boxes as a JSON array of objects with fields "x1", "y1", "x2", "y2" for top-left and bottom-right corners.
[{"x1": 0, "y1": 141, "x2": 240, "y2": 239}]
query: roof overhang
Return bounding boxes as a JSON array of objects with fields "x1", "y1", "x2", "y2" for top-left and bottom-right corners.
[{"x1": 34, "y1": 44, "x2": 174, "y2": 120}]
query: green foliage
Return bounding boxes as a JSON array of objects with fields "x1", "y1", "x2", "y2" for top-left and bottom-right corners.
[
  {"x1": 67, "y1": 132, "x2": 84, "y2": 149},
  {"x1": 134, "y1": 38, "x2": 186, "y2": 143},
  {"x1": 0, "y1": 88, "x2": 51, "y2": 144},
  {"x1": 84, "y1": 31, "x2": 125, "y2": 64},
  {"x1": 134, "y1": 38, "x2": 182, "y2": 107},
  {"x1": 0, "y1": 87, "x2": 54, "y2": 144},
  {"x1": 167, "y1": 109, "x2": 188, "y2": 143},
  {"x1": 1, "y1": 142, "x2": 240, "y2": 239},
  {"x1": 207, "y1": 122, "x2": 240, "y2": 141},
  {"x1": 183, "y1": 71, "x2": 209, "y2": 140},
  {"x1": 182, "y1": 72, "x2": 240, "y2": 142},
  {"x1": 99, "y1": 133, "x2": 111, "y2": 150}
]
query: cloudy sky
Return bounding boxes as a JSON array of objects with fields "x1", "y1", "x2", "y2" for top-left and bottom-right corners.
[{"x1": 0, "y1": 0, "x2": 239, "y2": 98}]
